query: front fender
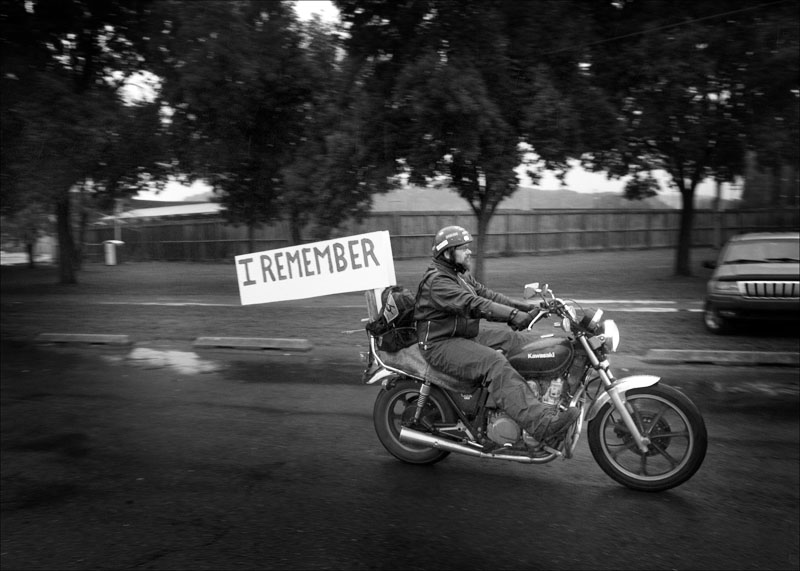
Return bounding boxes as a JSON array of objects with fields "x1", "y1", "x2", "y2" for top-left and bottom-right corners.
[{"x1": 585, "y1": 374, "x2": 661, "y2": 422}]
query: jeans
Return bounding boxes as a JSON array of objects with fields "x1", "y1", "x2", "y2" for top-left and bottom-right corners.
[{"x1": 420, "y1": 327, "x2": 546, "y2": 434}]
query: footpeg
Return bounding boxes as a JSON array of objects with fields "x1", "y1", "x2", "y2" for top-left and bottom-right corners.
[{"x1": 542, "y1": 444, "x2": 563, "y2": 457}]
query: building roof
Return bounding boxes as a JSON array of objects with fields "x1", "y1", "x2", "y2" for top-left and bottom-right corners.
[{"x1": 99, "y1": 202, "x2": 222, "y2": 222}]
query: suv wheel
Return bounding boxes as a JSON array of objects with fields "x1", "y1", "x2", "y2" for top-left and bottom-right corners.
[{"x1": 703, "y1": 302, "x2": 732, "y2": 335}]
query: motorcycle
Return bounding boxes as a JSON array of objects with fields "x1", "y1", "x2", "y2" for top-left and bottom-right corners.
[{"x1": 362, "y1": 282, "x2": 707, "y2": 492}]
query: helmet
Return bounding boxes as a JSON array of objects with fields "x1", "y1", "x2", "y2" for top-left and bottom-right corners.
[{"x1": 432, "y1": 225, "x2": 472, "y2": 258}]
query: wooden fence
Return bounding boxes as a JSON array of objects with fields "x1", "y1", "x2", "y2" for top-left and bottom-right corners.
[{"x1": 85, "y1": 208, "x2": 799, "y2": 262}]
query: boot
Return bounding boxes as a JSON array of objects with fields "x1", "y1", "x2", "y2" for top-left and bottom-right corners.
[{"x1": 529, "y1": 406, "x2": 579, "y2": 440}]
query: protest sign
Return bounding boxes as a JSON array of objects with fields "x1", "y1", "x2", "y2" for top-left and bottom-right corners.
[{"x1": 235, "y1": 231, "x2": 396, "y2": 305}]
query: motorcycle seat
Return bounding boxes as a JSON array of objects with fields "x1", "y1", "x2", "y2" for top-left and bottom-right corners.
[
  {"x1": 365, "y1": 289, "x2": 477, "y2": 393},
  {"x1": 377, "y1": 343, "x2": 478, "y2": 393}
]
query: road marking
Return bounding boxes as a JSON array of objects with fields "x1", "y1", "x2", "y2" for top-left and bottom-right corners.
[
  {"x1": 96, "y1": 301, "x2": 237, "y2": 307},
  {"x1": 8, "y1": 300, "x2": 706, "y2": 312},
  {"x1": 608, "y1": 307, "x2": 703, "y2": 313},
  {"x1": 571, "y1": 299, "x2": 676, "y2": 304}
]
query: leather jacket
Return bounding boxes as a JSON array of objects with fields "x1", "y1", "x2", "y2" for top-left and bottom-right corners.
[{"x1": 414, "y1": 258, "x2": 523, "y2": 349}]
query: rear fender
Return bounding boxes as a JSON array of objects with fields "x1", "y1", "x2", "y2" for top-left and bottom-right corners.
[
  {"x1": 585, "y1": 374, "x2": 660, "y2": 422},
  {"x1": 365, "y1": 367, "x2": 396, "y2": 386}
]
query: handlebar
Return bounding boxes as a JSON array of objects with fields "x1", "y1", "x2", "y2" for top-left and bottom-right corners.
[
  {"x1": 523, "y1": 282, "x2": 618, "y2": 351},
  {"x1": 523, "y1": 282, "x2": 577, "y2": 332}
]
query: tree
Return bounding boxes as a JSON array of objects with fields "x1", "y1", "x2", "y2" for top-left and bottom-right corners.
[
  {"x1": 1, "y1": 0, "x2": 166, "y2": 283},
  {"x1": 279, "y1": 14, "x2": 378, "y2": 244},
  {"x1": 579, "y1": 0, "x2": 799, "y2": 275},
  {"x1": 151, "y1": 3, "x2": 384, "y2": 249},
  {"x1": 148, "y1": 1, "x2": 321, "y2": 251},
  {"x1": 741, "y1": 1, "x2": 800, "y2": 208},
  {"x1": 334, "y1": 0, "x2": 594, "y2": 281},
  {"x1": 1, "y1": 203, "x2": 52, "y2": 268},
  {"x1": 390, "y1": 49, "x2": 523, "y2": 279}
]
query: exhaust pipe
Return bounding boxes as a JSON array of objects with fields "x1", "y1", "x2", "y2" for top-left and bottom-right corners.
[{"x1": 399, "y1": 427, "x2": 558, "y2": 464}]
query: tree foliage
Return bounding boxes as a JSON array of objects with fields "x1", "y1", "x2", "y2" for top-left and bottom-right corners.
[
  {"x1": 149, "y1": 1, "x2": 405, "y2": 247},
  {"x1": 278, "y1": 15, "x2": 389, "y2": 243},
  {"x1": 578, "y1": 0, "x2": 799, "y2": 274},
  {"x1": 334, "y1": 0, "x2": 797, "y2": 277},
  {"x1": 2, "y1": 0, "x2": 796, "y2": 284},
  {"x1": 150, "y1": 2, "x2": 298, "y2": 243},
  {"x1": 1, "y1": 0, "x2": 168, "y2": 282},
  {"x1": 334, "y1": 0, "x2": 599, "y2": 280}
]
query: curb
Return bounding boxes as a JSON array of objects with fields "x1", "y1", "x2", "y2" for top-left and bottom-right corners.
[
  {"x1": 643, "y1": 349, "x2": 799, "y2": 367},
  {"x1": 193, "y1": 337, "x2": 313, "y2": 352},
  {"x1": 26, "y1": 334, "x2": 796, "y2": 366},
  {"x1": 36, "y1": 333, "x2": 132, "y2": 346},
  {"x1": 31, "y1": 334, "x2": 313, "y2": 352}
]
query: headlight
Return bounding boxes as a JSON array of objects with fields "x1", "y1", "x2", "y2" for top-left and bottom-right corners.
[
  {"x1": 601, "y1": 320, "x2": 620, "y2": 352},
  {"x1": 710, "y1": 280, "x2": 740, "y2": 295}
]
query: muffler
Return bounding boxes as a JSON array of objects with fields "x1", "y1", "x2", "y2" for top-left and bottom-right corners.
[{"x1": 399, "y1": 427, "x2": 557, "y2": 464}]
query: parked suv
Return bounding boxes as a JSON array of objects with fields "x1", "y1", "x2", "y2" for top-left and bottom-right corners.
[{"x1": 703, "y1": 232, "x2": 799, "y2": 334}]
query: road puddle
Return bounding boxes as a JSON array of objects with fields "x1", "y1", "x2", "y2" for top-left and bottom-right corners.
[{"x1": 124, "y1": 347, "x2": 223, "y2": 375}]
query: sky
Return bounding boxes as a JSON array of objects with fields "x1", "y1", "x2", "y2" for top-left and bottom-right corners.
[
  {"x1": 136, "y1": 1, "x2": 738, "y2": 203},
  {"x1": 293, "y1": 0, "x2": 340, "y2": 22}
]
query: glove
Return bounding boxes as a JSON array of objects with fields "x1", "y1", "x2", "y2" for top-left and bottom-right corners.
[{"x1": 508, "y1": 309, "x2": 534, "y2": 331}]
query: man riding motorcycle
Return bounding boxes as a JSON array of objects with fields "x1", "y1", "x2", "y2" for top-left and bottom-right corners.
[{"x1": 414, "y1": 225, "x2": 579, "y2": 443}]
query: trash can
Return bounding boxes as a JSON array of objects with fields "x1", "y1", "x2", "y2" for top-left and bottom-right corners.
[{"x1": 103, "y1": 240, "x2": 124, "y2": 266}]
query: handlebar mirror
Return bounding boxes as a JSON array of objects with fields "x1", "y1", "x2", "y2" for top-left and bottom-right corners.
[{"x1": 523, "y1": 282, "x2": 540, "y2": 299}]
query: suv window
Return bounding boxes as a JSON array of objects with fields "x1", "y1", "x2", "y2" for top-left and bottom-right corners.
[{"x1": 722, "y1": 240, "x2": 800, "y2": 265}]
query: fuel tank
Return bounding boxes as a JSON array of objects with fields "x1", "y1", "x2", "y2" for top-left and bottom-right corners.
[{"x1": 508, "y1": 336, "x2": 574, "y2": 378}]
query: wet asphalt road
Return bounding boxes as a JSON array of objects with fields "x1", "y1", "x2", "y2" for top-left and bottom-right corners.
[{"x1": 1, "y1": 340, "x2": 798, "y2": 570}]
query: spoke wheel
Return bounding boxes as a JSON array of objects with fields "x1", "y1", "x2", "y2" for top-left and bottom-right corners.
[
  {"x1": 588, "y1": 384, "x2": 707, "y2": 492},
  {"x1": 373, "y1": 378, "x2": 456, "y2": 465}
]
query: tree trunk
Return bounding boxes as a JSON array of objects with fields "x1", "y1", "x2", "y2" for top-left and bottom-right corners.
[
  {"x1": 675, "y1": 185, "x2": 696, "y2": 276},
  {"x1": 288, "y1": 209, "x2": 303, "y2": 246},
  {"x1": 26, "y1": 242, "x2": 35, "y2": 269},
  {"x1": 55, "y1": 194, "x2": 77, "y2": 284},
  {"x1": 74, "y1": 207, "x2": 88, "y2": 271},
  {"x1": 473, "y1": 206, "x2": 493, "y2": 284}
]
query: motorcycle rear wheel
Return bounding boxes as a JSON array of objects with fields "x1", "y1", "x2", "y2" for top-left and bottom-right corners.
[
  {"x1": 588, "y1": 384, "x2": 707, "y2": 492},
  {"x1": 373, "y1": 378, "x2": 457, "y2": 465}
]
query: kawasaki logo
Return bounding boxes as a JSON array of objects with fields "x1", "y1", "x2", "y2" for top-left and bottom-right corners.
[{"x1": 528, "y1": 352, "x2": 555, "y2": 359}]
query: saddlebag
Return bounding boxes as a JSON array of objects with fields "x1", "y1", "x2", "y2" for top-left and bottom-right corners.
[{"x1": 365, "y1": 286, "x2": 418, "y2": 352}]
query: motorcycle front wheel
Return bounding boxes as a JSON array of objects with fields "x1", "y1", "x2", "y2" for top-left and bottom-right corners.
[
  {"x1": 373, "y1": 378, "x2": 457, "y2": 465},
  {"x1": 588, "y1": 384, "x2": 707, "y2": 492}
]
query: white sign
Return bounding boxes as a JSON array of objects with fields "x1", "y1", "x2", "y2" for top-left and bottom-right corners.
[{"x1": 235, "y1": 231, "x2": 396, "y2": 305}]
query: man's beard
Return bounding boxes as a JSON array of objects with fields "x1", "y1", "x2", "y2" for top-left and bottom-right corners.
[{"x1": 456, "y1": 255, "x2": 471, "y2": 273}]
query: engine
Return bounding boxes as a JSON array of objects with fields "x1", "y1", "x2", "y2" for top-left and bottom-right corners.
[
  {"x1": 486, "y1": 410, "x2": 521, "y2": 446},
  {"x1": 486, "y1": 370, "x2": 579, "y2": 446}
]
